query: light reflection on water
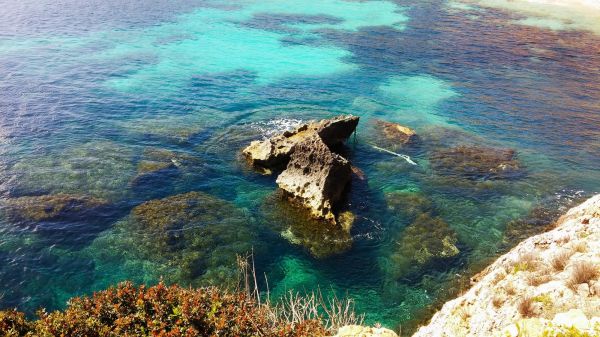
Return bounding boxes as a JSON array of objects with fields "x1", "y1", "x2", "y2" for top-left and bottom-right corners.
[{"x1": 0, "y1": 0, "x2": 599, "y2": 334}]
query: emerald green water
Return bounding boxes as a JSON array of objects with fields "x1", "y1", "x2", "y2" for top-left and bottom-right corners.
[{"x1": 1, "y1": 0, "x2": 599, "y2": 334}]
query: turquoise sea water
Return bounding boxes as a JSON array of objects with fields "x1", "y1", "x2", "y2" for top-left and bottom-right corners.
[{"x1": 1, "y1": 0, "x2": 599, "y2": 333}]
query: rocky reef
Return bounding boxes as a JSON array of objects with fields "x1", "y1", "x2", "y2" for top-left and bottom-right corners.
[
  {"x1": 2, "y1": 194, "x2": 109, "y2": 223},
  {"x1": 130, "y1": 147, "x2": 204, "y2": 189},
  {"x1": 429, "y1": 145, "x2": 523, "y2": 181},
  {"x1": 381, "y1": 189, "x2": 461, "y2": 280},
  {"x1": 111, "y1": 191, "x2": 258, "y2": 286},
  {"x1": 372, "y1": 119, "x2": 419, "y2": 150},
  {"x1": 390, "y1": 213, "x2": 460, "y2": 279},
  {"x1": 412, "y1": 194, "x2": 600, "y2": 337},
  {"x1": 8, "y1": 141, "x2": 135, "y2": 200},
  {"x1": 262, "y1": 192, "x2": 353, "y2": 258}
]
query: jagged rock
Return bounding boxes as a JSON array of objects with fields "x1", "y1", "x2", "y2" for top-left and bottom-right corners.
[
  {"x1": 276, "y1": 135, "x2": 352, "y2": 222},
  {"x1": 375, "y1": 119, "x2": 418, "y2": 145},
  {"x1": 3, "y1": 194, "x2": 109, "y2": 222},
  {"x1": 242, "y1": 115, "x2": 358, "y2": 169},
  {"x1": 430, "y1": 145, "x2": 523, "y2": 180},
  {"x1": 316, "y1": 115, "x2": 360, "y2": 146}
]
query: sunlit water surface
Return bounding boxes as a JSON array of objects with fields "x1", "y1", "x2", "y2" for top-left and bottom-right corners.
[{"x1": 1, "y1": 0, "x2": 599, "y2": 334}]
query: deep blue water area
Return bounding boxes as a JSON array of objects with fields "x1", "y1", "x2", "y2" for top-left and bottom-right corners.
[{"x1": 1, "y1": 0, "x2": 599, "y2": 333}]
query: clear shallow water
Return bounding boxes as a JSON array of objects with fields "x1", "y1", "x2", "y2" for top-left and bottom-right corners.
[{"x1": 0, "y1": 0, "x2": 599, "y2": 334}]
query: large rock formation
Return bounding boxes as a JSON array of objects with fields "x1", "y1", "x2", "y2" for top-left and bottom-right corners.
[
  {"x1": 244, "y1": 115, "x2": 359, "y2": 224},
  {"x1": 412, "y1": 194, "x2": 600, "y2": 337},
  {"x1": 243, "y1": 115, "x2": 359, "y2": 169},
  {"x1": 276, "y1": 135, "x2": 352, "y2": 222}
]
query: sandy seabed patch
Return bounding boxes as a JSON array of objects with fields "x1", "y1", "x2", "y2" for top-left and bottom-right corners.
[{"x1": 459, "y1": 0, "x2": 600, "y2": 35}]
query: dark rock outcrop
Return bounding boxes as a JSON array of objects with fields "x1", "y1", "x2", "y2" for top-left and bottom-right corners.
[
  {"x1": 276, "y1": 135, "x2": 352, "y2": 222},
  {"x1": 242, "y1": 115, "x2": 359, "y2": 170}
]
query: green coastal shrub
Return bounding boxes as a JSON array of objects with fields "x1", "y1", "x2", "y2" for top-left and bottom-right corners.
[{"x1": 0, "y1": 282, "x2": 326, "y2": 337}]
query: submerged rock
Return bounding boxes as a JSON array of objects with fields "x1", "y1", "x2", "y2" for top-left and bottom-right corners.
[
  {"x1": 3, "y1": 194, "x2": 109, "y2": 223},
  {"x1": 131, "y1": 148, "x2": 204, "y2": 187},
  {"x1": 375, "y1": 119, "x2": 418, "y2": 146},
  {"x1": 385, "y1": 190, "x2": 433, "y2": 219},
  {"x1": 242, "y1": 115, "x2": 359, "y2": 170},
  {"x1": 9, "y1": 141, "x2": 135, "y2": 200},
  {"x1": 502, "y1": 194, "x2": 584, "y2": 246},
  {"x1": 118, "y1": 114, "x2": 209, "y2": 144},
  {"x1": 276, "y1": 135, "x2": 352, "y2": 222},
  {"x1": 429, "y1": 145, "x2": 523, "y2": 180},
  {"x1": 390, "y1": 213, "x2": 459, "y2": 278},
  {"x1": 137, "y1": 160, "x2": 175, "y2": 174},
  {"x1": 263, "y1": 192, "x2": 353, "y2": 258},
  {"x1": 126, "y1": 191, "x2": 257, "y2": 286}
]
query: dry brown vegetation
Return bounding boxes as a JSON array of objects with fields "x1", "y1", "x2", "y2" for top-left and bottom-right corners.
[
  {"x1": 527, "y1": 270, "x2": 552, "y2": 287},
  {"x1": 505, "y1": 282, "x2": 517, "y2": 296},
  {"x1": 566, "y1": 261, "x2": 599, "y2": 290},
  {"x1": 571, "y1": 241, "x2": 588, "y2": 253},
  {"x1": 550, "y1": 250, "x2": 574, "y2": 271},
  {"x1": 518, "y1": 296, "x2": 537, "y2": 318},
  {"x1": 491, "y1": 296, "x2": 504, "y2": 308},
  {"x1": 512, "y1": 252, "x2": 540, "y2": 273}
]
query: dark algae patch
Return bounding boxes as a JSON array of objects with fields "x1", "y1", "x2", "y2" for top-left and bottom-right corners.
[{"x1": 123, "y1": 191, "x2": 258, "y2": 287}]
